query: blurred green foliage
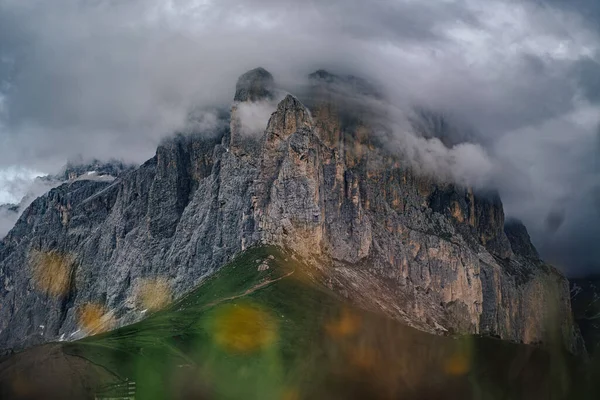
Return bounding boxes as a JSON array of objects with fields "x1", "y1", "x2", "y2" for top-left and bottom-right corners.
[{"x1": 50, "y1": 246, "x2": 600, "y2": 399}]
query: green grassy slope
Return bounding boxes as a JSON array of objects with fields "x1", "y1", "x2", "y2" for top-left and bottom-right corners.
[{"x1": 3, "y1": 246, "x2": 600, "y2": 399}]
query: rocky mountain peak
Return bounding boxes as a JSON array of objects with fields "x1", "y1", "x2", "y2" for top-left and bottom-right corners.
[
  {"x1": 409, "y1": 107, "x2": 479, "y2": 149},
  {"x1": 233, "y1": 67, "x2": 275, "y2": 103},
  {"x1": 504, "y1": 218, "x2": 540, "y2": 260},
  {"x1": 0, "y1": 67, "x2": 583, "y2": 357},
  {"x1": 265, "y1": 94, "x2": 313, "y2": 139},
  {"x1": 60, "y1": 159, "x2": 136, "y2": 181},
  {"x1": 308, "y1": 69, "x2": 382, "y2": 99},
  {"x1": 229, "y1": 68, "x2": 277, "y2": 157},
  {"x1": 308, "y1": 69, "x2": 339, "y2": 83}
]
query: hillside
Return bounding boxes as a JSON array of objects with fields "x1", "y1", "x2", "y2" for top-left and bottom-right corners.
[{"x1": 1, "y1": 246, "x2": 598, "y2": 399}]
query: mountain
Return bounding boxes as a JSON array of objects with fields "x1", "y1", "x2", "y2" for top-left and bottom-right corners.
[
  {"x1": 570, "y1": 276, "x2": 600, "y2": 354},
  {"x1": 0, "y1": 68, "x2": 582, "y2": 356},
  {"x1": 1, "y1": 246, "x2": 597, "y2": 400},
  {"x1": 58, "y1": 158, "x2": 136, "y2": 182},
  {"x1": 0, "y1": 160, "x2": 136, "y2": 240}
]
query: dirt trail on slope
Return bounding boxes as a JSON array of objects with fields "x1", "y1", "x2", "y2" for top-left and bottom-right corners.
[{"x1": 200, "y1": 269, "x2": 296, "y2": 311}]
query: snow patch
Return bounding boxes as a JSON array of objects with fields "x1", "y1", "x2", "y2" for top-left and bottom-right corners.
[{"x1": 74, "y1": 174, "x2": 116, "y2": 183}]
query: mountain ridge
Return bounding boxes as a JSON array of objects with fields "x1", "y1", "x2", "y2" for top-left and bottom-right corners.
[{"x1": 0, "y1": 67, "x2": 583, "y2": 355}]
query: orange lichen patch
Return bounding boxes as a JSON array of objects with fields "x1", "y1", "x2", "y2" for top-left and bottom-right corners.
[
  {"x1": 391, "y1": 196, "x2": 404, "y2": 211},
  {"x1": 480, "y1": 233, "x2": 488, "y2": 246},
  {"x1": 77, "y1": 303, "x2": 115, "y2": 335},
  {"x1": 451, "y1": 202, "x2": 465, "y2": 223},
  {"x1": 417, "y1": 177, "x2": 432, "y2": 197},
  {"x1": 30, "y1": 250, "x2": 73, "y2": 297},
  {"x1": 135, "y1": 277, "x2": 172, "y2": 312},
  {"x1": 312, "y1": 103, "x2": 342, "y2": 148},
  {"x1": 467, "y1": 189, "x2": 476, "y2": 227},
  {"x1": 443, "y1": 351, "x2": 471, "y2": 376},
  {"x1": 213, "y1": 303, "x2": 278, "y2": 354},
  {"x1": 325, "y1": 308, "x2": 362, "y2": 338}
]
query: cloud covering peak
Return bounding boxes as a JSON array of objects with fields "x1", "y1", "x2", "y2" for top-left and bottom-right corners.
[{"x1": 1, "y1": 0, "x2": 600, "y2": 275}]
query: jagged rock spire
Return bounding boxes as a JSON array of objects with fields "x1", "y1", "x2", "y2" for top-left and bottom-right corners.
[
  {"x1": 266, "y1": 94, "x2": 313, "y2": 139},
  {"x1": 308, "y1": 69, "x2": 382, "y2": 98},
  {"x1": 229, "y1": 67, "x2": 276, "y2": 157},
  {"x1": 234, "y1": 67, "x2": 275, "y2": 102}
]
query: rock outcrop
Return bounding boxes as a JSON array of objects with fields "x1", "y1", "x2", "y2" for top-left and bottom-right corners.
[
  {"x1": 570, "y1": 276, "x2": 600, "y2": 354},
  {"x1": 0, "y1": 160, "x2": 135, "y2": 240},
  {"x1": 59, "y1": 159, "x2": 136, "y2": 181},
  {"x1": 0, "y1": 68, "x2": 582, "y2": 354}
]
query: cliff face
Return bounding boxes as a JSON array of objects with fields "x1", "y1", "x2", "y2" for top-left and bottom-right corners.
[
  {"x1": 570, "y1": 277, "x2": 600, "y2": 353},
  {"x1": 59, "y1": 159, "x2": 136, "y2": 181},
  {"x1": 0, "y1": 68, "x2": 581, "y2": 353}
]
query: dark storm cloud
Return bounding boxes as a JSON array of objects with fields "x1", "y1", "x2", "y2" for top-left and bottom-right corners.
[
  {"x1": 1, "y1": 0, "x2": 600, "y2": 275},
  {"x1": 572, "y1": 57, "x2": 600, "y2": 103},
  {"x1": 532, "y1": 0, "x2": 600, "y2": 32},
  {"x1": 545, "y1": 207, "x2": 566, "y2": 233}
]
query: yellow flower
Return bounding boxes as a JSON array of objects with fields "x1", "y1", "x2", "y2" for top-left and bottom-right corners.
[
  {"x1": 325, "y1": 308, "x2": 361, "y2": 338},
  {"x1": 30, "y1": 250, "x2": 73, "y2": 297},
  {"x1": 77, "y1": 303, "x2": 115, "y2": 335},
  {"x1": 135, "y1": 277, "x2": 172, "y2": 312},
  {"x1": 443, "y1": 352, "x2": 471, "y2": 376},
  {"x1": 213, "y1": 303, "x2": 277, "y2": 353}
]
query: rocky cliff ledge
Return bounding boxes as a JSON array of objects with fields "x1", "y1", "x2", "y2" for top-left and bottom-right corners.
[{"x1": 0, "y1": 68, "x2": 582, "y2": 353}]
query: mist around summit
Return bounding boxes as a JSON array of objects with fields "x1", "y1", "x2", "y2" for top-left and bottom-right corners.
[
  {"x1": 3, "y1": 3, "x2": 600, "y2": 397},
  {"x1": 1, "y1": 0, "x2": 600, "y2": 275}
]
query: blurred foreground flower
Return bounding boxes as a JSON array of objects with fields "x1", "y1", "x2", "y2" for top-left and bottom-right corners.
[
  {"x1": 325, "y1": 308, "x2": 361, "y2": 338},
  {"x1": 30, "y1": 250, "x2": 73, "y2": 297},
  {"x1": 443, "y1": 352, "x2": 471, "y2": 376},
  {"x1": 443, "y1": 339, "x2": 473, "y2": 376},
  {"x1": 213, "y1": 303, "x2": 277, "y2": 353},
  {"x1": 77, "y1": 303, "x2": 115, "y2": 335},
  {"x1": 135, "y1": 277, "x2": 172, "y2": 312}
]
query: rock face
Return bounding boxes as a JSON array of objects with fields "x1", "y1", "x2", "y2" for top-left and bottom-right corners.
[
  {"x1": 233, "y1": 67, "x2": 275, "y2": 103},
  {"x1": 59, "y1": 159, "x2": 136, "y2": 181},
  {"x1": 0, "y1": 68, "x2": 581, "y2": 354},
  {"x1": 570, "y1": 277, "x2": 600, "y2": 353},
  {"x1": 409, "y1": 107, "x2": 479, "y2": 148},
  {"x1": 0, "y1": 160, "x2": 135, "y2": 240}
]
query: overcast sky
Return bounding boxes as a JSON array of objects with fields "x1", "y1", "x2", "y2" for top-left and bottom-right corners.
[{"x1": 0, "y1": 0, "x2": 599, "y2": 276}]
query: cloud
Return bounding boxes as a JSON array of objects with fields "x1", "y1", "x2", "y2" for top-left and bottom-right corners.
[
  {"x1": 0, "y1": 0, "x2": 600, "y2": 275},
  {"x1": 0, "y1": 167, "x2": 61, "y2": 238},
  {"x1": 0, "y1": 207, "x2": 18, "y2": 239},
  {"x1": 0, "y1": 166, "x2": 43, "y2": 204},
  {"x1": 235, "y1": 100, "x2": 279, "y2": 136}
]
